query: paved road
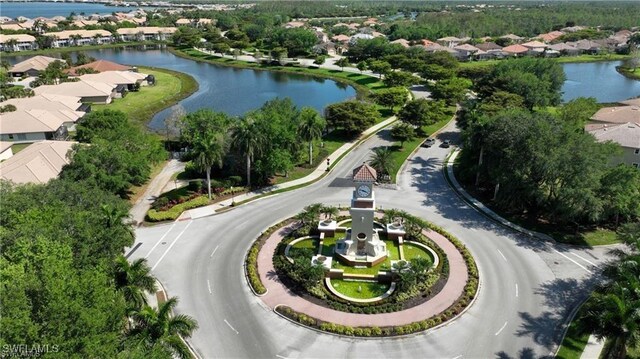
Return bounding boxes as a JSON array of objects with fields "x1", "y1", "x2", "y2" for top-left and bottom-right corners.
[{"x1": 129, "y1": 120, "x2": 617, "y2": 359}]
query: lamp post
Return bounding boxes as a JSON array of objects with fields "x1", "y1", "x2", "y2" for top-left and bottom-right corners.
[{"x1": 231, "y1": 186, "x2": 235, "y2": 206}]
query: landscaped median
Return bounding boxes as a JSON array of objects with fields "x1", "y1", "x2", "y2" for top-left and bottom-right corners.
[{"x1": 246, "y1": 208, "x2": 479, "y2": 337}]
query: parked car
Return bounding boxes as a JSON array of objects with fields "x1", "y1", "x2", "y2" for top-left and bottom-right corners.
[
  {"x1": 421, "y1": 138, "x2": 436, "y2": 148},
  {"x1": 440, "y1": 140, "x2": 451, "y2": 148}
]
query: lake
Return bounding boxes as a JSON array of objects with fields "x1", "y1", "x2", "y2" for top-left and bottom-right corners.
[
  {"x1": 561, "y1": 60, "x2": 640, "y2": 103},
  {"x1": 7, "y1": 47, "x2": 356, "y2": 130},
  {"x1": 0, "y1": 2, "x2": 155, "y2": 19}
]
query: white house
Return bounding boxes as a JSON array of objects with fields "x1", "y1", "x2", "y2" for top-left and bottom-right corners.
[
  {"x1": 0, "y1": 34, "x2": 37, "y2": 52},
  {"x1": 116, "y1": 27, "x2": 177, "y2": 42}
]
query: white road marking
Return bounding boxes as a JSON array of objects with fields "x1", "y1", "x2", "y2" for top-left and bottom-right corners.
[
  {"x1": 570, "y1": 252, "x2": 597, "y2": 267},
  {"x1": 554, "y1": 249, "x2": 592, "y2": 274},
  {"x1": 224, "y1": 319, "x2": 239, "y2": 334},
  {"x1": 207, "y1": 280, "x2": 212, "y2": 294},
  {"x1": 210, "y1": 245, "x2": 220, "y2": 258},
  {"x1": 144, "y1": 222, "x2": 177, "y2": 259},
  {"x1": 451, "y1": 356, "x2": 463, "y2": 359},
  {"x1": 495, "y1": 321, "x2": 508, "y2": 336},
  {"x1": 497, "y1": 249, "x2": 507, "y2": 262},
  {"x1": 515, "y1": 283, "x2": 519, "y2": 298},
  {"x1": 151, "y1": 221, "x2": 192, "y2": 270},
  {"x1": 276, "y1": 355, "x2": 289, "y2": 359}
]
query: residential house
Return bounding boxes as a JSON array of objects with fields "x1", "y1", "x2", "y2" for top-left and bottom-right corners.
[
  {"x1": 0, "y1": 23, "x2": 26, "y2": 31},
  {"x1": 521, "y1": 40, "x2": 548, "y2": 55},
  {"x1": 78, "y1": 70, "x2": 149, "y2": 97},
  {"x1": 3, "y1": 94, "x2": 87, "y2": 132},
  {"x1": 501, "y1": 44, "x2": 529, "y2": 56},
  {"x1": 0, "y1": 142, "x2": 13, "y2": 162},
  {"x1": 42, "y1": 30, "x2": 113, "y2": 47},
  {"x1": 0, "y1": 140, "x2": 77, "y2": 184},
  {"x1": 65, "y1": 59, "x2": 135, "y2": 76},
  {"x1": 312, "y1": 42, "x2": 337, "y2": 56},
  {"x1": 589, "y1": 106, "x2": 640, "y2": 126},
  {"x1": 175, "y1": 18, "x2": 192, "y2": 26},
  {"x1": 475, "y1": 42, "x2": 502, "y2": 52},
  {"x1": 0, "y1": 109, "x2": 73, "y2": 143},
  {"x1": 363, "y1": 18, "x2": 378, "y2": 26},
  {"x1": 116, "y1": 27, "x2": 177, "y2": 42},
  {"x1": 500, "y1": 34, "x2": 524, "y2": 43},
  {"x1": 0, "y1": 34, "x2": 37, "y2": 52},
  {"x1": 548, "y1": 43, "x2": 580, "y2": 56},
  {"x1": 8, "y1": 55, "x2": 64, "y2": 77},
  {"x1": 419, "y1": 39, "x2": 436, "y2": 47},
  {"x1": 453, "y1": 44, "x2": 480, "y2": 61},
  {"x1": 331, "y1": 34, "x2": 350, "y2": 44},
  {"x1": 571, "y1": 39, "x2": 601, "y2": 54},
  {"x1": 390, "y1": 39, "x2": 410, "y2": 48},
  {"x1": 197, "y1": 18, "x2": 214, "y2": 27},
  {"x1": 536, "y1": 31, "x2": 564, "y2": 43},
  {"x1": 587, "y1": 123, "x2": 640, "y2": 168},
  {"x1": 34, "y1": 80, "x2": 117, "y2": 104},
  {"x1": 348, "y1": 33, "x2": 374, "y2": 45},
  {"x1": 437, "y1": 36, "x2": 462, "y2": 48}
]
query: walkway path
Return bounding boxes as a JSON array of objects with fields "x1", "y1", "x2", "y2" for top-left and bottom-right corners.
[
  {"x1": 256, "y1": 223, "x2": 469, "y2": 327},
  {"x1": 179, "y1": 116, "x2": 397, "y2": 220},
  {"x1": 580, "y1": 335, "x2": 605, "y2": 359},
  {"x1": 129, "y1": 159, "x2": 185, "y2": 225}
]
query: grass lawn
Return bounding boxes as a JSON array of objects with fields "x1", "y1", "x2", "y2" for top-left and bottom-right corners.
[
  {"x1": 403, "y1": 243, "x2": 434, "y2": 263},
  {"x1": 556, "y1": 319, "x2": 590, "y2": 359},
  {"x1": 92, "y1": 66, "x2": 198, "y2": 127},
  {"x1": 388, "y1": 112, "x2": 455, "y2": 183},
  {"x1": 289, "y1": 238, "x2": 318, "y2": 257},
  {"x1": 329, "y1": 279, "x2": 390, "y2": 299},
  {"x1": 618, "y1": 66, "x2": 640, "y2": 80},
  {"x1": 10, "y1": 143, "x2": 31, "y2": 154},
  {"x1": 128, "y1": 160, "x2": 167, "y2": 205}
]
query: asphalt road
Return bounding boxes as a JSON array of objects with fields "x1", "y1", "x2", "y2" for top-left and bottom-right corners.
[{"x1": 130, "y1": 120, "x2": 618, "y2": 359}]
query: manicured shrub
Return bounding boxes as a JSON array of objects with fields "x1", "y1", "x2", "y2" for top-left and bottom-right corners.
[{"x1": 146, "y1": 196, "x2": 210, "y2": 221}]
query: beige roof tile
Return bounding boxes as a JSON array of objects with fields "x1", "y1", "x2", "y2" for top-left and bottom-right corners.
[
  {"x1": 9, "y1": 55, "x2": 64, "y2": 73},
  {"x1": 588, "y1": 122, "x2": 640, "y2": 149},
  {"x1": 590, "y1": 106, "x2": 640, "y2": 124},
  {"x1": 0, "y1": 140, "x2": 77, "y2": 184}
]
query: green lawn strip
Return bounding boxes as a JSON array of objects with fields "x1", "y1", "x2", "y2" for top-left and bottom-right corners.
[
  {"x1": 556, "y1": 298, "x2": 593, "y2": 359},
  {"x1": 329, "y1": 279, "x2": 390, "y2": 299},
  {"x1": 389, "y1": 114, "x2": 454, "y2": 183},
  {"x1": 458, "y1": 54, "x2": 631, "y2": 71},
  {"x1": 92, "y1": 66, "x2": 198, "y2": 128},
  {"x1": 1, "y1": 41, "x2": 166, "y2": 57},
  {"x1": 617, "y1": 66, "x2": 640, "y2": 81},
  {"x1": 451, "y1": 159, "x2": 622, "y2": 246},
  {"x1": 170, "y1": 47, "x2": 386, "y2": 98},
  {"x1": 10, "y1": 143, "x2": 31, "y2": 154},
  {"x1": 403, "y1": 243, "x2": 433, "y2": 262}
]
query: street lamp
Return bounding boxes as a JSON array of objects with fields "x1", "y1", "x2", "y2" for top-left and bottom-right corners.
[{"x1": 231, "y1": 186, "x2": 235, "y2": 207}]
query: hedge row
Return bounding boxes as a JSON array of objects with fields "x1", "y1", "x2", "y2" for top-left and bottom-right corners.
[
  {"x1": 245, "y1": 220, "x2": 296, "y2": 295},
  {"x1": 146, "y1": 196, "x2": 210, "y2": 222}
]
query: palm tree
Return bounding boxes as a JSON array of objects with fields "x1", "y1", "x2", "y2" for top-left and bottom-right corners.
[
  {"x1": 191, "y1": 132, "x2": 226, "y2": 199},
  {"x1": 369, "y1": 146, "x2": 393, "y2": 177},
  {"x1": 5, "y1": 39, "x2": 18, "y2": 52},
  {"x1": 231, "y1": 116, "x2": 264, "y2": 188},
  {"x1": 296, "y1": 203, "x2": 323, "y2": 225},
  {"x1": 321, "y1": 205, "x2": 339, "y2": 220},
  {"x1": 126, "y1": 297, "x2": 198, "y2": 359},
  {"x1": 297, "y1": 107, "x2": 326, "y2": 166},
  {"x1": 114, "y1": 256, "x2": 157, "y2": 312},
  {"x1": 70, "y1": 34, "x2": 82, "y2": 47}
]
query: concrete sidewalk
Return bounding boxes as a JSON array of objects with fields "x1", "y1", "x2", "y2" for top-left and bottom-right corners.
[
  {"x1": 179, "y1": 116, "x2": 397, "y2": 220},
  {"x1": 580, "y1": 335, "x2": 605, "y2": 359},
  {"x1": 129, "y1": 159, "x2": 185, "y2": 225}
]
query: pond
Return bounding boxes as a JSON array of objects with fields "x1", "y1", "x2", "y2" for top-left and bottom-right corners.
[
  {"x1": 0, "y1": 2, "x2": 157, "y2": 18},
  {"x1": 561, "y1": 60, "x2": 640, "y2": 103},
  {"x1": 6, "y1": 47, "x2": 357, "y2": 131}
]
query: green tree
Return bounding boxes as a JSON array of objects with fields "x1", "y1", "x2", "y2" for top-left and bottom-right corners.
[
  {"x1": 114, "y1": 256, "x2": 157, "y2": 313},
  {"x1": 324, "y1": 101, "x2": 379, "y2": 136},
  {"x1": 320, "y1": 205, "x2": 339, "y2": 220},
  {"x1": 335, "y1": 57, "x2": 350, "y2": 71},
  {"x1": 368, "y1": 60, "x2": 391, "y2": 78},
  {"x1": 372, "y1": 87, "x2": 408, "y2": 112},
  {"x1": 430, "y1": 77, "x2": 471, "y2": 106},
  {"x1": 558, "y1": 97, "x2": 600, "y2": 130},
  {"x1": 297, "y1": 107, "x2": 326, "y2": 166},
  {"x1": 421, "y1": 64, "x2": 456, "y2": 81},
  {"x1": 399, "y1": 99, "x2": 446, "y2": 128},
  {"x1": 126, "y1": 297, "x2": 198, "y2": 359},
  {"x1": 391, "y1": 122, "x2": 415, "y2": 147},
  {"x1": 172, "y1": 26, "x2": 202, "y2": 48},
  {"x1": 369, "y1": 146, "x2": 393, "y2": 177},
  {"x1": 191, "y1": 132, "x2": 226, "y2": 199},
  {"x1": 356, "y1": 61, "x2": 368, "y2": 73},
  {"x1": 76, "y1": 109, "x2": 129, "y2": 143},
  {"x1": 477, "y1": 90, "x2": 525, "y2": 117},
  {"x1": 231, "y1": 116, "x2": 264, "y2": 187},
  {"x1": 383, "y1": 71, "x2": 420, "y2": 87},
  {"x1": 599, "y1": 165, "x2": 640, "y2": 226}
]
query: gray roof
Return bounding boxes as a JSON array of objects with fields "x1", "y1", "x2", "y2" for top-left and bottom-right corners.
[{"x1": 588, "y1": 122, "x2": 640, "y2": 149}]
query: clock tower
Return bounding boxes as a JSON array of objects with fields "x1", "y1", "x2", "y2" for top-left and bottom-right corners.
[{"x1": 334, "y1": 163, "x2": 387, "y2": 266}]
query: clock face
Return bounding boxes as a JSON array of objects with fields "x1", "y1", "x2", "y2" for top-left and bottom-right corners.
[{"x1": 357, "y1": 185, "x2": 371, "y2": 197}]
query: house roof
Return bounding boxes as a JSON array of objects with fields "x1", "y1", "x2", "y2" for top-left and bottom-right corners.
[
  {"x1": 0, "y1": 24, "x2": 25, "y2": 31},
  {"x1": 522, "y1": 40, "x2": 548, "y2": 48},
  {"x1": 0, "y1": 141, "x2": 12, "y2": 154},
  {"x1": 475, "y1": 42, "x2": 502, "y2": 51},
  {"x1": 353, "y1": 163, "x2": 377, "y2": 182},
  {"x1": 537, "y1": 31, "x2": 564, "y2": 42},
  {"x1": 438, "y1": 36, "x2": 461, "y2": 42},
  {"x1": 548, "y1": 43, "x2": 579, "y2": 52},
  {"x1": 33, "y1": 79, "x2": 116, "y2": 98},
  {"x1": 65, "y1": 59, "x2": 133, "y2": 75},
  {"x1": 79, "y1": 70, "x2": 147, "y2": 85},
  {"x1": 42, "y1": 29, "x2": 111, "y2": 39},
  {"x1": 176, "y1": 18, "x2": 191, "y2": 25},
  {"x1": 590, "y1": 106, "x2": 640, "y2": 124},
  {"x1": 454, "y1": 44, "x2": 480, "y2": 52},
  {"x1": 500, "y1": 33, "x2": 524, "y2": 40},
  {"x1": 502, "y1": 44, "x2": 529, "y2": 54},
  {"x1": 0, "y1": 33, "x2": 36, "y2": 44},
  {"x1": 390, "y1": 39, "x2": 410, "y2": 47},
  {"x1": 0, "y1": 140, "x2": 77, "y2": 185},
  {"x1": 619, "y1": 98, "x2": 640, "y2": 107},
  {"x1": 116, "y1": 26, "x2": 177, "y2": 35},
  {"x1": 573, "y1": 39, "x2": 601, "y2": 50},
  {"x1": 0, "y1": 109, "x2": 74, "y2": 134},
  {"x1": 4, "y1": 94, "x2": 84, "y2": 113},
  {"x1": 331, "y1": 34, "x2": 350, "y2": 43},
  {"x1": 420, "y1": 39, "x2": 435, "y2": 47},
  {"x1": 9, "y1": 55, "x2": 64, "y2": 73},
  {"x1": 588, "y1": 122, "x2": 640, "y2": 149}
]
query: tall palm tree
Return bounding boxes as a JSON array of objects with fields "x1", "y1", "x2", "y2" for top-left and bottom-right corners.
[
  {"x1": 297, "y1": 107, "x2": 326, "y2": 166},
  {"x1": 5, "y1": 39, "x2": 18, "y2": 52},
  {"x1": 126, "y1": 297, "x2": 198, "y2": 359},
  {"x1": 114, "y1": 256, "x2": 157, "y2": 312},
  {"x1": 369, "y1": 146, "x2": 393, "y2": 177},
  {"x1": 231, "y1": 116, "x2": 264, "y2": 188},
  {"x1": 321, "y1": 205, "x2": 339, "y2": 220},
  {"x1": 192, "y1": 132, "x2": 226, "y2": 199}
]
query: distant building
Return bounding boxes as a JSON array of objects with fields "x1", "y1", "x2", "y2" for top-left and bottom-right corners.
[
  {"x1": 0, "y1": 140, "x2": 77, "y2": 184},
  {"x1": 116, "y1": 27, "x2": 177, "y2": 42},
  {"x1": 0, "y1": 34, "x2": 37, "y2": 52},
  {"x1": 42, "y1": 29, "x2": 113, "y2": 47},
  {"x1": 8, "y1": 55, "x2": 64, "y2": 77}
]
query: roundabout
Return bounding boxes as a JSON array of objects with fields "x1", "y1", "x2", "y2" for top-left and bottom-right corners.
[{"x1": 130, "y1": 120, "x2": 617, "y2": 358}]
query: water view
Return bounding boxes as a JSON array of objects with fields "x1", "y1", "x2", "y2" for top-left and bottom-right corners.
[
  {"x1": 0, "y1": 2, "x2": 155, "y2": 18},
  {"x1": 561, "y1": 60, "x2": 640, "y2": 103}
]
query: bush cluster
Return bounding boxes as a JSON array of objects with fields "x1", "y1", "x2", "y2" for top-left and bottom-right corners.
[
  {"x1": 245, "y1": 220, "x2": 295, "y2": 295},
  {"x1": 152, "y1": 192, "x2": 207, "y2": 212},
  {"x1": 146, "y1": 196, "x2": 210, "y2": 222}
]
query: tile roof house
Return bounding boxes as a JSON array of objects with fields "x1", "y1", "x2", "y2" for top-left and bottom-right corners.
[
  {"x1": 0, "y1": 109, "x2": 75, "y2": 143},
  {"x1": 8, "y1": 55, "x2": 64, "y2": 77},
  {"x1": 42, "y1": 29, "x2": 113, "y2": 47},
  {"x1": 587, "y1": 123, "x2": 640, "y2": 168},
  {"x1": 437, "y1": 36, "x2": 462, "y2": 48},
  {"x1": 78, "y1": 70, "x2": 149, "y2": 97},
  {"x1": 116, "y1": 27, "x2": 177, "y2": 42},
  {"x1": 65, "y1": 59, "x2": 134, "y2": 75},
  {"x1": 353, "y1": 163, "x2": 377, "y2": 182},
  {"x1": 0, "y1": 34, "x2": 37, "y2": 52},
  {"x1": 536, "y1": 31, "x2": 564, "y2": 43},
  {"x1": 331, "y1": 34, "x2": 351, "y2": 43},
  {"x1": 0, "y1": 140, "x2": 77, "y2": 184},
  {"x1": 500, "y1": 34, "x2": 524, "y2": 43},
  {"x1": 501, "y1": 44, "x2": 529, "y2": 55},
  {"x1": 475, "y1": 42, "x2": 502, "y2": 51},
  {"x1": 34, "y1": 80, "x2": 117, "y2": 104},
  {"x1": 548, "y1": 42, "x2": 580, "y2": 55},
  {"x1": 590, "y1": 106, "x2": 640, "y2": 125}
]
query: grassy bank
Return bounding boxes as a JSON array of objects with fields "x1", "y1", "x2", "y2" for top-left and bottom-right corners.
[
  {"x1": 1, "y1": 41, "x2": 166, "y2": 57},
  {"x1": 459, "y1": 53, "x2": 631, "y2": 70},
  {"x1": 617, "y1": 65, "x2": 640, "y2": 80},
  {"x1": 170, "y1": 47, "x2": 385, "y2": 99},
  {"x1": 92, "y1": 66, "x2": 198, "y2": 128}
]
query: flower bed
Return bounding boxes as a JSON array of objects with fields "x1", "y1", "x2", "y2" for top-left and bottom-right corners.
[{"x1": 146, "y1": 196, "x2": 210, "y2": 222}]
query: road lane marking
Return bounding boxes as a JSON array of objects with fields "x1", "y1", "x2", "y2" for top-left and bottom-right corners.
[
  {"x1": 451, "y1": 356, "x2": 463, "y2": 359},
  {"x1": 495, "y1": 321, "x2": 508, "y2": 336},
  {"x1": 145, "y1": 222, "x2": 177, "y2": 259},
  {"x1": 276, "y1": 356, "x2": 289, "y2": 359},
  {"x1": 497, "y1": 249, "x2": 507, "y2": 262},
  {"x1": 554, "y1": 249, "x2": 592, "y2": 274},
  {"x1": 570, "y1": 252, "x2": 597, "y2": 267},
  {"x1": 210, "y1": 245, "x2": 220, "y2": 258},
  {"x1": 515, "y1": 283, "x2": 519, "y2": 298},
  {"x1": 224, "y1": 319, "x2": 239, "y2": 334},
  {"x1": 207, "y1": 279, "x2": 212, "y2": 294},
  {"x1": 151, "y1": 221, "x2": 192, "y2": 270}
]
